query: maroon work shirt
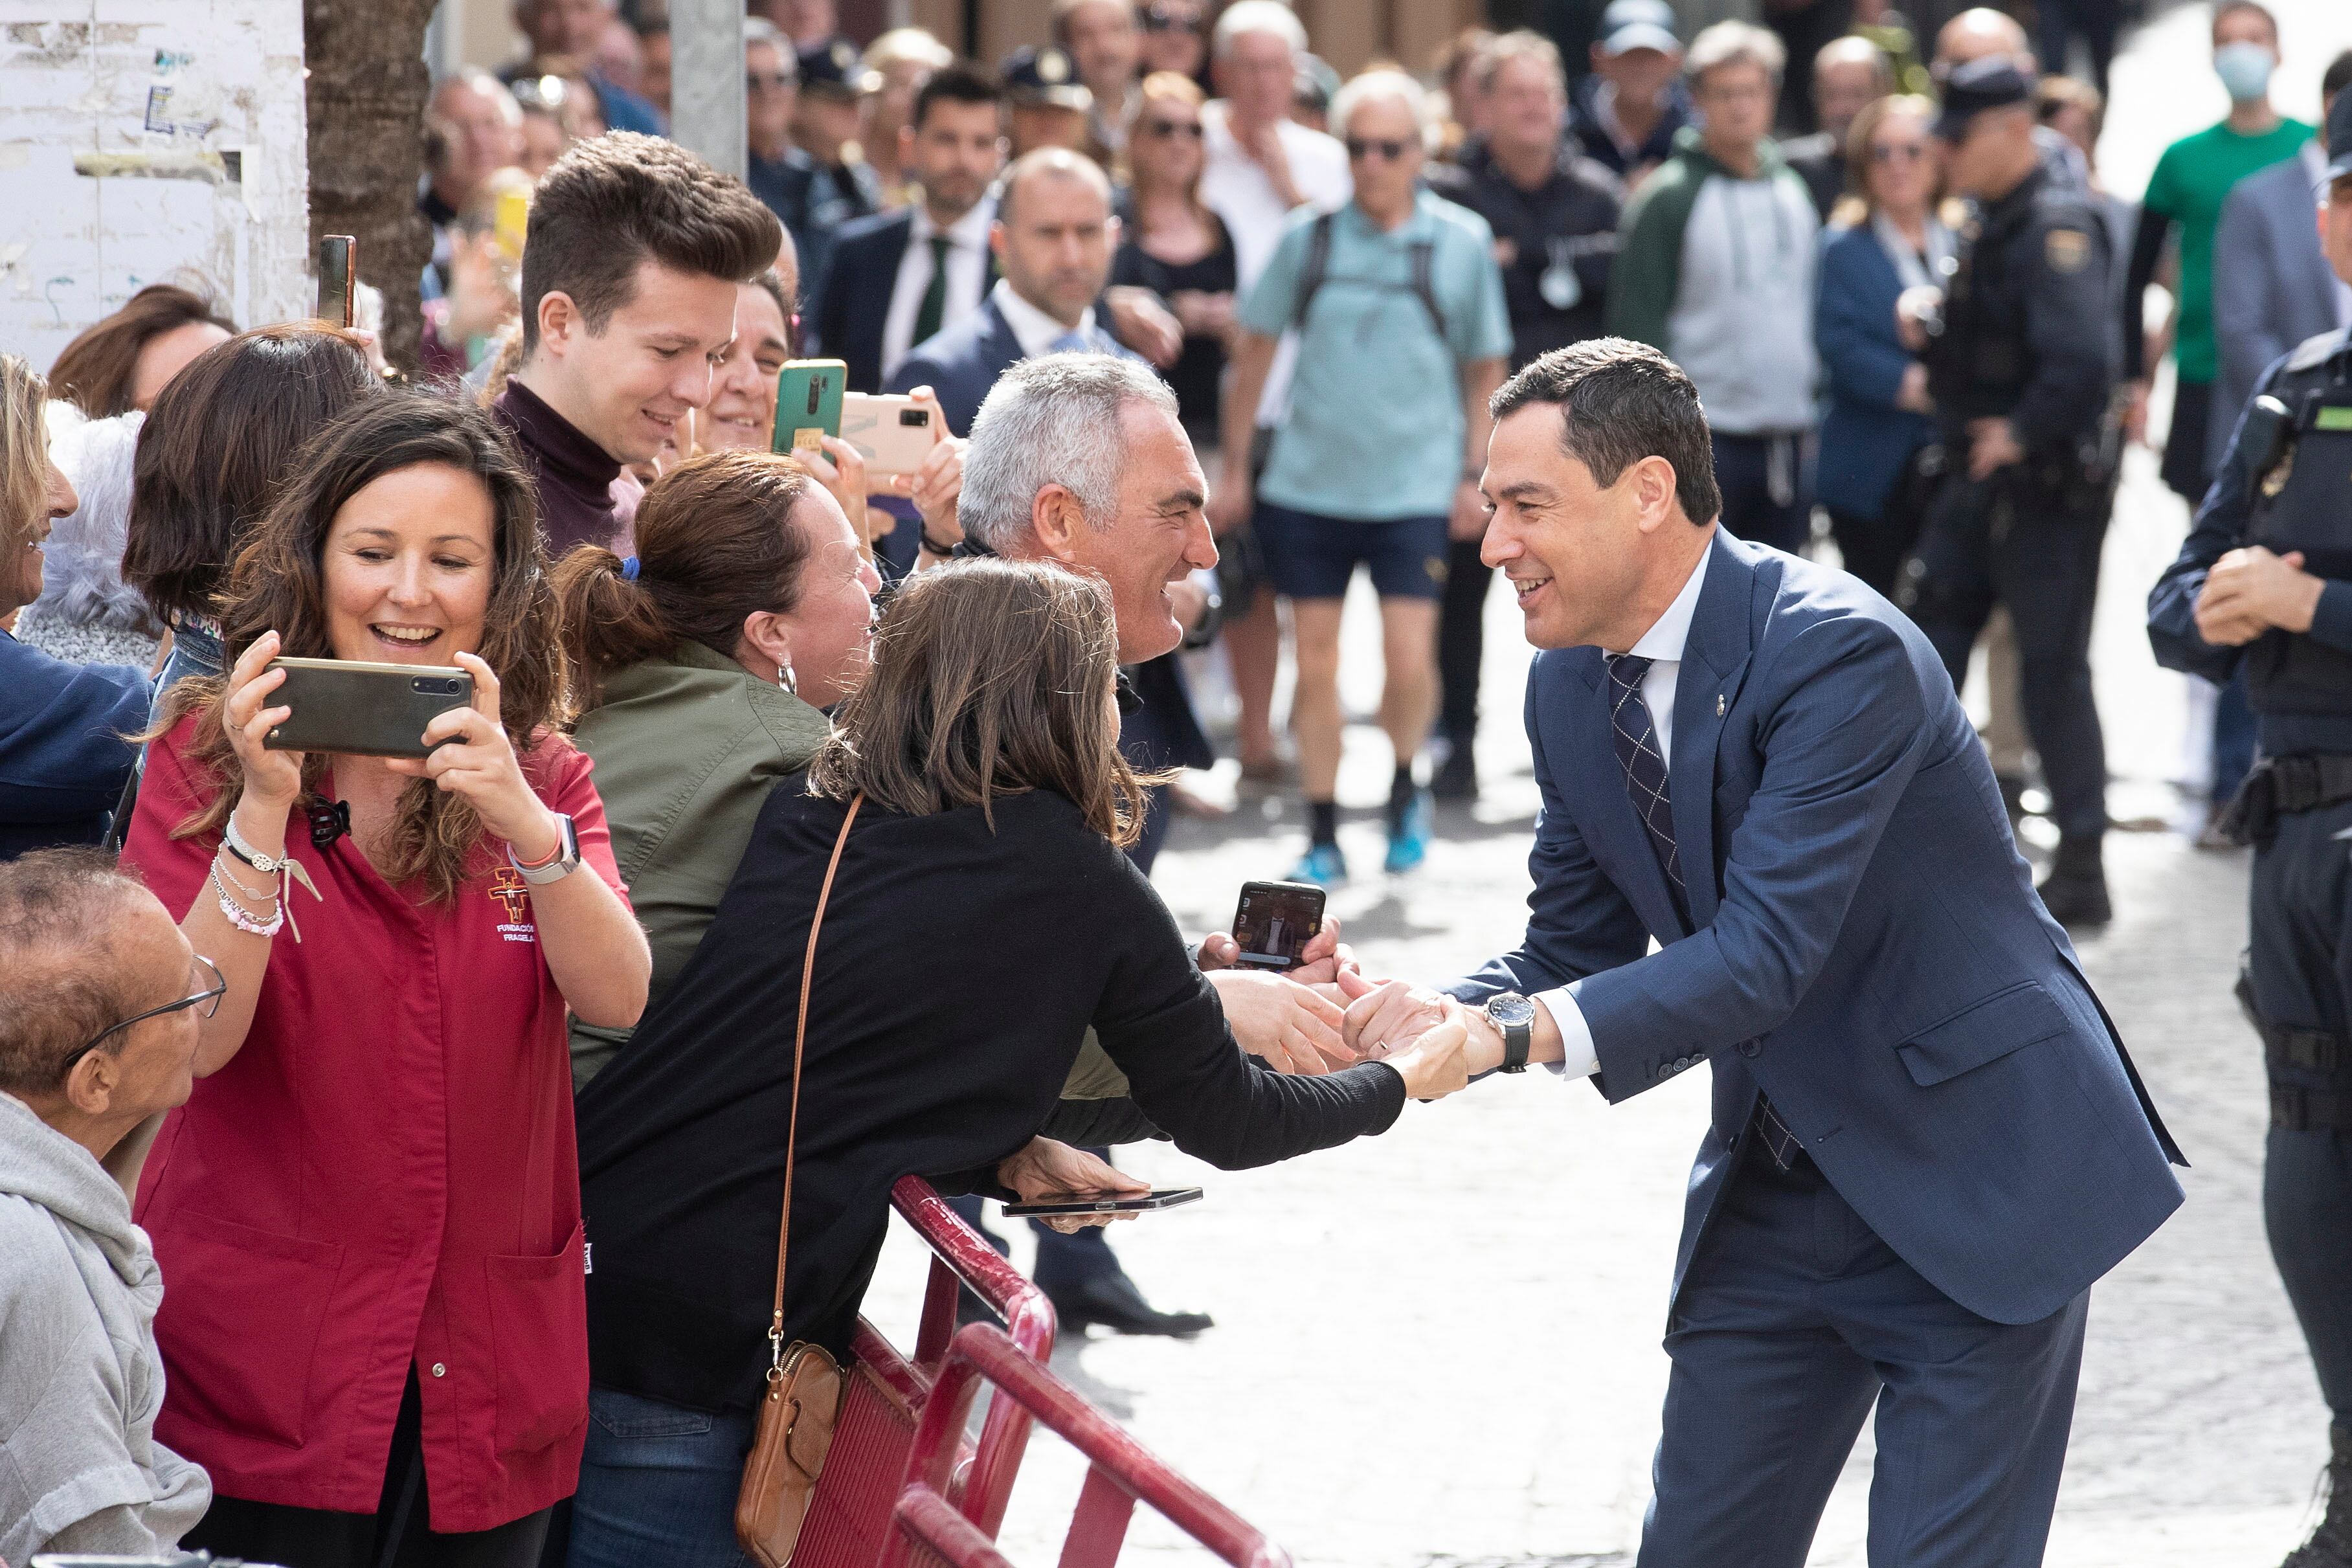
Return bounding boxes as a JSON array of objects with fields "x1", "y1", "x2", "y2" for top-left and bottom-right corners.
[{"x1": 124, "y1": 717, "x2": 628, "y2": 1531}]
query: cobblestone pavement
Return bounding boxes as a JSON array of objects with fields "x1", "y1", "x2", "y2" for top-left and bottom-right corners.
[{"x1": 857, "y1": 8, "x2": 2352, "y2": 1562}]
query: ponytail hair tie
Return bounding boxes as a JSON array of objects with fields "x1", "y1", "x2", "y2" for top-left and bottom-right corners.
[{"x1": 620, "y1": 555, "x2": 641, "y2": 581}]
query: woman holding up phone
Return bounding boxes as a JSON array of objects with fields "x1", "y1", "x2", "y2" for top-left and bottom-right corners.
[
  {"x1": 566, "y1": 561, "x2": 1469, "y2": 1568},
  {"x1": 118, "y1": 390, "x2": 649, "y2": 1568}
]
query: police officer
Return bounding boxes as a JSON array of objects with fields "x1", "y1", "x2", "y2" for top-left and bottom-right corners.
[
  {"x1": 2149, "y1": 88, "x2": 2352, "y2": 1568},
  {"x1": 1901, "y1": 58, "x2": 2120, "y2": 926}
]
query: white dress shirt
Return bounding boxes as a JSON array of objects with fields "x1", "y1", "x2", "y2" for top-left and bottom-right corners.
[
  {"x1": 988, "y1": 276, "x2": 1101, "y2": 359},
  {"x1": 1534, "y1": 544, "x2": 1712, "y2": 1081},
  {"x1": 880, "y1": 199, "x2": 995, "y2": 379},
  {"x1": 1200, "y1": 100, "x2": 1351, "y2": 426}
]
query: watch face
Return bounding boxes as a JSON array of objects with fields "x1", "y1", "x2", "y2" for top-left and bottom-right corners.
[{"x1": 1488, "y1": 992, "x2": 1536, "y2": 1029}]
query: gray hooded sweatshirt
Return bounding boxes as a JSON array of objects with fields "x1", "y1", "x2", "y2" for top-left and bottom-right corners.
[{"x1": 0, "y1": 1091, "x2": 209, "y2": 1563}]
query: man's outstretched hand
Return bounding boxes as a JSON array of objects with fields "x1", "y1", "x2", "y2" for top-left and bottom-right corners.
[{"x1": 996, "y1": 1138, "x2": 1150, "y2": 1234}]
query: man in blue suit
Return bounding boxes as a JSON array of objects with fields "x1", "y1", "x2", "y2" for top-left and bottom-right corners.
[
  {"x1": 1349, "y1": 339, "x2": 2184, "y2": 1565},
  {"x1": 812, "y1": 62, "x2": 1006, "y2": 393}
]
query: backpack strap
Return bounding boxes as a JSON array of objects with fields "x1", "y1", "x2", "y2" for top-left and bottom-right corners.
[
  {"x1": 1407, "y1": 238, "x2": 1448, "y2": 346},
  {"x1": 1290, "y1": 211, "x2": 1336, "y2": 333}
]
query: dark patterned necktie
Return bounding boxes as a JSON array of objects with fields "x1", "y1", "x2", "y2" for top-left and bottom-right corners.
[
  {"x1": 1605, "y1": 654, "x2": 1800, "y2": 1170},
  {"x1": 1604, "y1": 654, "x2": 1686, "y2": 923},
  {"x1": 913, "y1": 234, "x2": 952, "y2": 346}
]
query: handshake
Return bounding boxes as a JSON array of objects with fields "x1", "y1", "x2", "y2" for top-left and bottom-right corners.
[{"x1": 1196, "y1": 921, "x2": 1505, "y2": 1104}]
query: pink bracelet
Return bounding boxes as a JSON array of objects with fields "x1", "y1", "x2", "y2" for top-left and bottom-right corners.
[{"x1": 212, "y1": 864, "x2": 284, "y2": 937}]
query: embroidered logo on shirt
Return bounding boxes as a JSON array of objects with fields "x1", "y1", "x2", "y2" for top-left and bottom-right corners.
[{"x1": 489, "y1": 866, "x2": 537, "y2": 943}]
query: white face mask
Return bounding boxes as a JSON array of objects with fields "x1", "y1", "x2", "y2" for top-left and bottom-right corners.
[{"x1": 2215, "y1": 39, "x2": 2277, "y2": 104}]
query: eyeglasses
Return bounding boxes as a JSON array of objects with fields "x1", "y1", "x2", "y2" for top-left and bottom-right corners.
[
  {"x1": 1138, "y1": 4, "x2": 1202, "y2": 33},
  {"x1": 1345, "y1": 136, "x2": 1415, "y2": 162},
  {"x1": 747, "y1": 71, "x2": 797, "y2": 94},
  {"x1": 56, "y1": 956, "x2": 225, "y2": 1084},
  {"x1": 1870, "y1": 140, "x2": 1930, "y2": 164},
  {"x1": 1141, "y1": 117, "x2": 1205, "y2": 140}
]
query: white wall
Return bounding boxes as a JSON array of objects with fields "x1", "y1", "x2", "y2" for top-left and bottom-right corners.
[{"x1": 0, "y1": 0, "x2": 311, "y2": 375}]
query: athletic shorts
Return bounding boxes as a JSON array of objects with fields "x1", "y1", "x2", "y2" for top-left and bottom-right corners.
[{"x1": 1251, "y1": 502, "x2": 1450, "y2": 602}]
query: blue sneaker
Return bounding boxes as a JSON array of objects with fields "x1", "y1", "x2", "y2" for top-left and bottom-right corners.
[
  {"x1": 1383, "y1": 788, "x2": 1433, "y2": 874},
  {"x1": 1290, "y1": 842, "x2": 1349, "y2": 886}
]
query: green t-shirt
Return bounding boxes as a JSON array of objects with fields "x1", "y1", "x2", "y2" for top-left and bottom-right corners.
[{"x1": 2143, "y1": 115, "x2": 2315, "y2": 383}]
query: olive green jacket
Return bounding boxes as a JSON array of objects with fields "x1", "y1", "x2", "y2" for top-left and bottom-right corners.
[{"x1": 569, "y1": 642, "x2": 831, "y2": 1090}]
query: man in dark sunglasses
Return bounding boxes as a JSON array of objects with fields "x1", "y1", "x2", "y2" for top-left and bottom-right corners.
[{"x1": 0, "y1": 849, "x2": 215, "y2": 1562}]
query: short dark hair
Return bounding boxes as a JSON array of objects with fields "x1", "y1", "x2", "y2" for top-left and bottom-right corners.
[
  {"x1": 46, "y1": 284, "x2": 238, "y2": 420},
  {"x1": 0, "y1": 849, "x2": 153, "y2": 1095},
  {"x1": 521, "y1": 131, "x2": 783, "y2": 353},
  {"x1": 124, "y1": 323, "x2": 383, "y2": 625},
  {"x1": 1490, "y1": 339, "x2": 1722, "y2": 526},
  {"x1": 913, "y1": 60, "x2": 1006, "y2": 129},
  {"x1": 2324, "y1": 49, "x2": 2352, "y2": 106}
]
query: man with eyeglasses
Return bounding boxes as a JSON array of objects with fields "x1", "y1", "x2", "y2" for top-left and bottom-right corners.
[
  {"x1": 1220, "y1": 70, "x2": 1511, "y2": 885},
  {"x1": 744, "y1": 19, "x2": 828, "y2": 276},
  {"x1": 0, "y1": 849, "x2": 214, "y2": 1563}
]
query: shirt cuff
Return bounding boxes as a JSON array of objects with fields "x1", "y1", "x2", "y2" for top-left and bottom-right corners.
[{"x1": 1532, "y1": 987, "x2": 1601, "y2": 1081}]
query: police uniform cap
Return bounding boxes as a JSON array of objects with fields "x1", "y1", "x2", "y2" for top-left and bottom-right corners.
[
  {"x1": 1598, "y1": 0, "x2": 1680, "y2": 57},
  {"x1": 797, "y1": 36, "x2": 879, "y2": 97},
  {"x1": 1001, "y1": 45, "x2": 1093, "y2": 111},
  {"x1": 1933, "y1": 56, "x2": 2033, "y2": 142},
  {"x1": 2322, "y1": 83, "x2": 2352, "y2": 187}
]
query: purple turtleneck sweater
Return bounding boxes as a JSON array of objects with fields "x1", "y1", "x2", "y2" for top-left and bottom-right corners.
[{"x1": 492, "y1": 379, "x2": 623, "y2": 563}]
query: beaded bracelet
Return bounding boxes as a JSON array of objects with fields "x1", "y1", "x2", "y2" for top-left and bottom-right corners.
[{"x1": 211, "y1": 859, "x2": 286, "y2": 939}]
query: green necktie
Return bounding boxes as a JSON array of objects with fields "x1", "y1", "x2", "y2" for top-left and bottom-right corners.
[{"x1": 912, "y1": 234, "x2": 952, "y2": 347}]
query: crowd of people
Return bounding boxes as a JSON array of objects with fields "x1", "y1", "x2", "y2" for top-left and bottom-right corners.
[{"x1": 6, "y1": 0, "x2": 2352, "y2": 1564}]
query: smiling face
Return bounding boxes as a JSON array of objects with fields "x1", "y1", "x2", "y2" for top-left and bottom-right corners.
[
  {"x1": 702, "y1": 282, "x2": 794, "y2": 451},
  {"x1": 5, "y1": 444, "x2": 78, "y2": 616},
  {"x1": 772, "y1": 487, "x2": 882, "y2": 706},
  {"x1": 1480, "y1": 403, "x2": 1699, "y2": 652},
  {"x1": 531, "y1": 257, "x2": 740, "y2": 465},
  {"x1": 1051, "y1": 401, "x2": 1213, "y2": 662},
  {"x1": 322, "y1": 461, "x2": 497, "y2": 664}
]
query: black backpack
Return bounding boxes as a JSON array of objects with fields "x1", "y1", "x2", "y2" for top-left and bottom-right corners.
[{"x1": 1290, "y1": 210, "x2": 1450, "y2": 344}]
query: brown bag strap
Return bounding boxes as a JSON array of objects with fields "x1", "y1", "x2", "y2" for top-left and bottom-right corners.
[{"x1": 768, "y1": 791, "x2": 864, "y2": 1380}]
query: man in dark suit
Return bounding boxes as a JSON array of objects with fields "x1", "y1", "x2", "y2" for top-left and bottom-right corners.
[
  {"x1": 814, "y1": 63, "x2": 1007, "y2": 393},
  {"x1": 1350, "y1": 339, "x2": 2184, "y2": 1565}
]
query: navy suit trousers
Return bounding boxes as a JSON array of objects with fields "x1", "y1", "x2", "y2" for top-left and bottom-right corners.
[{"x1": 1643, "y1": 1136, "x2": 2087, "y2": 1568}]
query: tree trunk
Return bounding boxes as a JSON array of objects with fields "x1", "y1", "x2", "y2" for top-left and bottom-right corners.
[{"x1": 304, "y1": 0, "x2": 440, "y2": 375}]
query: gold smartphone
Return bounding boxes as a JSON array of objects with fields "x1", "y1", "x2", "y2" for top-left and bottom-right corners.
[{"x1": 262, "y1": 658, "x2": 474, "y2": 759}]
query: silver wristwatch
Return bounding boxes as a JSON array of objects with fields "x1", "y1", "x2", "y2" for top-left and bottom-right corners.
[
  {"x1": 1486, "y1": 992, "x2": 1536, "y2": 1073},
  {"x1": 509, "y1": 814, "x2": 581, "y2": 884}
]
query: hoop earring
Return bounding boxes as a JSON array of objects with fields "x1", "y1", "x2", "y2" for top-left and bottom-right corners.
[{"x1": 778, "y1": 660, "x2": 797, "y2": 695}]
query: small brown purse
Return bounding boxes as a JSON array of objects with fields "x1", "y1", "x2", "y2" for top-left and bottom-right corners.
[{"x1": 734, "y1": 793, "x2": 863, "y2": 1567}]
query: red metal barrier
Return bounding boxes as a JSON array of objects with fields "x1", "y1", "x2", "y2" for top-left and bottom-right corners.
[
  {"x1": 791, "y1": 1177, "x2": 1057, "y2": 1568},
  {"x1": 879, "y1": 1324, "x2": 1294, "y2": 1568}
]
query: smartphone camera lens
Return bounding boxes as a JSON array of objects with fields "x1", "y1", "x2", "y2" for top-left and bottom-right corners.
[
  {"x1": 899, "y1": 408, "x2": 930, "y2": 427},
  {"x1": 806, "y1": 379, "x2": 822, "y2": 416},
  {"x1": 412, "y1": 677, "x2": 462, "y2": 695}
]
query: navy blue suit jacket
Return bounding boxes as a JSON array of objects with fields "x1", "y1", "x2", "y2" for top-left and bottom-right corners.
[
  {"x1": 814, "y1": 209, "x2": 1000, "y2": 396},
  {"x1": 1450, "y1": 530, "x2": 2184, "y2": 1326},
  {"x1": 1813, "y1": 225, "x2": 1938, "y2": 522}
]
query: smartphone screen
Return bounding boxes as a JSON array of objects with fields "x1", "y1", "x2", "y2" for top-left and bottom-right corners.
[
  {"x1": 317, "y1": 236, "x2": 355, "y2": 327},
  {"x1": 1231, "y1": 880, "x2": 1326, "y2": 971}
]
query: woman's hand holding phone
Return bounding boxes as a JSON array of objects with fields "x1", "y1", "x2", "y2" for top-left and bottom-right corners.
[
  {"x1": 996, "y1": 1138, "x2": 1151, "y2": 1234},
  {"x1": 385, "y1": 651, "x2": 560, "y2": 864},
  {"x1": 222, "y1": 631, "x2": 305, "y2": 817}
]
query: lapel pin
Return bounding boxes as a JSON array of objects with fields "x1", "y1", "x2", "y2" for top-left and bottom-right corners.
[{"x1": 1716, "y1": 693, "x2": 1726, "y2": 718}]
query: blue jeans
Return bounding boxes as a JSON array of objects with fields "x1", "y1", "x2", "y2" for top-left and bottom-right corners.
[{"x1": 566, "y1": 1388, "x2": 755, "y2": 1568}]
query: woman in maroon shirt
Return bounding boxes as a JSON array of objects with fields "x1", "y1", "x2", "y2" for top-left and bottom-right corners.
[{"x1": 120, "y1": 392, "x2": 650, "y2": 1568}]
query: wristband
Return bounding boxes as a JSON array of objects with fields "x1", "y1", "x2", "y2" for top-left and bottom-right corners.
[
  {"x1": 919, "y1": 526, "x2": 961, "y2": 556},
  {"x1": 223, "y1": 812, "x2": 289, "y2": 875}
]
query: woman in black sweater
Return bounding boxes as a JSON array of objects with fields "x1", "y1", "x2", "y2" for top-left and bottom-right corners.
[{"x1": 568, "y1": 561, "x2": 1466, "y2": 1568}]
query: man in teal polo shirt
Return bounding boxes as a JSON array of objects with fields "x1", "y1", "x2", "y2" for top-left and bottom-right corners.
[{"x1": 1213, "y1": 69, "x2": 1512, "y2": 885}]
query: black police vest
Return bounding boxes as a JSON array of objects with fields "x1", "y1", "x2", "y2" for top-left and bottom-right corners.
[
  {"x1": 2247, "y1": 344, "x2": 2352, "y2": 717},
  {"x1": 1935, "y1": 200, "x2": 2036, "y2": 421}
]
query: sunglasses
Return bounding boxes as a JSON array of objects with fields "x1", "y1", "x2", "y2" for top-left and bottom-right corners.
[
  {"x1": 746, "y1": 71, "x2": 797, "y2": 93},
  {"x1": 56, "y1": 955, "x2": 225, "y2": 1084},
  {"x1": 1142, "y1": 117, "x2": 1205, "y2": 140},
  {"x1": 1345, "y1": 136, "x2": 1414, "y2": 162},
  {"x1": 1870, "y1": 140, "x2": 1930, "y2": 164}
]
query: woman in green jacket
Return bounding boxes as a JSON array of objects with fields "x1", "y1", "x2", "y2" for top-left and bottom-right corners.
[{"x1": 553, "y1": 449, "x2": 880, "y2": 1088}]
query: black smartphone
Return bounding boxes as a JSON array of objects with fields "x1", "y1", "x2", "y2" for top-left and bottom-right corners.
[
  {"x1": 1229, "y1": 879, "x2": 1326, "y2": 972},
  {"x1": 1002, "y1": 1187, "x2": 1204, "y2": 1218},
  {"x1": 262, "y1": 658, "x2": 475, "y2": 759},
  {"x1": 317, "y1": 235, "x2": 355, "y2": 327}
]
